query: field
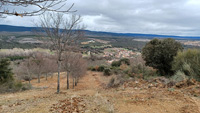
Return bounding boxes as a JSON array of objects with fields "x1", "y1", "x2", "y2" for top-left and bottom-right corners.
[{"x1": 0, "y1": 71, "x2": 200, "y2": 113}]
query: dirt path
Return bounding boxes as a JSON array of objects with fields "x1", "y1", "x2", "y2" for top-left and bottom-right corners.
[
  {"x1": 0, "y1": 71, "x2": 200, "y2": 113},
  {"x1": 192, "y1": 97, "x2": 200, "y2": 112},
  {"x1": 0, "y1": 71, "x2": 109, "y2": 113}
]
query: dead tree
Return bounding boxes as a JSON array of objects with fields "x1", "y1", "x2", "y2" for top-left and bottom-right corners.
[
  {"x1": 0, "y1": 0, "x2": 76, "y2": 17},
  {"x1": 39, "y1": 13, "x2": 83, "y2": 93}
]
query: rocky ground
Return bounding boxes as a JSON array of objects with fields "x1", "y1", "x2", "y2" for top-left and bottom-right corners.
[{"x1": 0, "y1": 71, "x2": 200, "y2": 113}]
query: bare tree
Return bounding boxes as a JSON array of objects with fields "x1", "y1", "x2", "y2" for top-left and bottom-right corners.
[
  {"x1": 0, "y1": 0, "x2": 76, "y2": 17},
  {"x1": 32, "y1": 51, "x2": 46, "y2": 83},
  {"x1": 12, "y1": 57, "x2": 35, "y2": 85},
  {"x1": 63, "y1": 52, "x2": 87, "y2": 89},
  {"x1": 39, "y1": 13, "x2": 83, "y2": 93},
  {"x1": 62, "y1": 52, "x2": 72, "y2": 89},
  {"x1": 20, "y1": 57, "x2": 35, "y2": 84},
  {"x1": 71, "y1": 55, "x2": 87, "y2": 87},
  {"x1": 43, "y1": 54, "x2": 57, "y2": 80}
]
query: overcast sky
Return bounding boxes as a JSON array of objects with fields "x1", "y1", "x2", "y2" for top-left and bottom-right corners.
[{"x1": 1, "y1": 0, "x2": 200, "y2": 36}]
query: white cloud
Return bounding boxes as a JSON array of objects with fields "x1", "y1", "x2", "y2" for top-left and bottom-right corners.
[{"x1": 1, "y1": 0, "x2": 200, "y2": 36}]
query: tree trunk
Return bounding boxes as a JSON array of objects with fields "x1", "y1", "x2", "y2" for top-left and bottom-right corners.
[
  {"x1": 67, "y1": 71, "x2": 69, "y2": 89},
  {"x1": 73, "y1": 78, "x2": 74, "y2": 89},
  {"x1": 75, "y1": 77, "x2": 77, "y2": 86},
  {"x1": 29, "y1": 74, "x2": 31, "y2": 85},
  {"x1": 38, "y1": 73, "x2": 40, "y2": 83},
  {"x1": 27, "y1": 69, "x2": 31, "y2": 85},
  {"x1": 46, "y1": 73, "x2": 48, "y2": 81},
  {"x1": 57, "y1": 60, "x2": 61, "y2": 93},
  {"x1": 51, "y1": 73, "x2": 53, "y2": 78}
]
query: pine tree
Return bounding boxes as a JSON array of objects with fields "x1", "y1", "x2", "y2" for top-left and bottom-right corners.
[{"x1": 0, "y1": 58, "x2": 14, "y2": 83}]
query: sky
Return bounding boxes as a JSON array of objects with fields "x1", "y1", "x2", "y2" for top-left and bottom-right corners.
[{"x1": 1, "y1": 0, "x2": 200, "y2": 36}]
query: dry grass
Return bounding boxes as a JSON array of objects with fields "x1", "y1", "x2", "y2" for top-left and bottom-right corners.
[{"x1": 0, "y1": 71, "x2": 200, "y2": 113}]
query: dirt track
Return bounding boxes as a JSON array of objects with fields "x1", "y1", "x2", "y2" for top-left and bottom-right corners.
[{"x1": 0, "y1": 71, "x2": 200, "y2": 113}]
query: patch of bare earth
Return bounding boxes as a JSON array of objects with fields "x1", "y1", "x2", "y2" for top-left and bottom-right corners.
[{"x1": 0, "y1": 71, "x2": 200, "y2": 113}]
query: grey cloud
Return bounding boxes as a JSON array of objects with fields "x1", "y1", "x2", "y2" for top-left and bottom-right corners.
[{"x1": 1, "y1": 0, "x2": 200, "y2": 36}]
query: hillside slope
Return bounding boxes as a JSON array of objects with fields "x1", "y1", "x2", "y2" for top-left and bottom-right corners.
[{"x1": 0, "y1": 71, "x2": 200, "y2": 113}]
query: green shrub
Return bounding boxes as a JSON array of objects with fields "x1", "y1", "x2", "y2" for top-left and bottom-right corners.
[
  {"x1": 97, "y1": 65, "x2": 105, "y2": 72},
  {"x1": 131, "y1": 64, "x2": 144, "y2": 74},
  {"x1": 143, "y1": 68, "x2": 158, "y2": 79},
  {"x1": 111, "y1": 66, "x2": 121, "y2": 74},
  {"x1": 142, "y1": 38, "x2": 183, "y2": 75},
  {"x1": 88, "y1": 66, "x2": 97, "y2": 71},
  {"x1": 111, "y1": 61, "x2": 121, "y2": 67},
  {"x1": 182, "y1": 62, "x2": 194, "y2": 76},
  {"x1": 91, "y1": 68, "x2": 96, "y2": 71},
  {"x1": 172, "y1": 49, "x2": 200, "y2": 81},
  {"x1": 0, "y1": 81, "x2": 31, "y2": 93},
  {"x1": 107, "y1": 77, "x2": 115, "y2": 88},
  {"x1": 7, "y1": 56, "x2": 27, "y2": 61},
  {"x1": 0, "y1": 58, "x2": 14, "y2": 84},
  {"x1": 21, "y1": 83, "x2": 32, "y2": 91},
  {"x1": 104, "y1": 68, "x2": 112, "y2": 76},
  {"x1": 130, "y1": 63, "x2": 158, "y2": 79},
  {"x1": 119, "y1": 58, "x2": 130, "y2": 65},
  {"x1": 171, "y1": 70, "x2": 188, "y2": 83},
  {"x1": 122, "y1": 66, "x2": 131, "y2": 75},
  {"x1": 111, "y1": 58, "x2": 130, "y2": 67},
  {"x1": 14, "y1": 81, "x2": 23, "y2": 89}
]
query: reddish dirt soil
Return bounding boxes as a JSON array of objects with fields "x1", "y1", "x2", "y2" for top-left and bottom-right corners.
[{"x1": 0, "y1": 71, "x2": 200, "y2": 113}]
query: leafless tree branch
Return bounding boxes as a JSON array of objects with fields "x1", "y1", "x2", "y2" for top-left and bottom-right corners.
[
  {"x1": 38, "y1": 12, "x2": 84, "y2": 93},
  {"x1": 0, "y1": 0, "x2": 76, "y2": 17}
]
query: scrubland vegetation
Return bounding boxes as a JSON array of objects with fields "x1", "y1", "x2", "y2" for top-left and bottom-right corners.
[
  {"x1": 1, "y1": 32, "x2": 200, "y2": 113},
  {"x1": 1, "y1": 38, "x2": 199, "y2": 87}
]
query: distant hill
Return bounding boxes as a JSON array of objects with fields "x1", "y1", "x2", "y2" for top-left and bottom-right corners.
[
  {"x1": 0, "y1": 25, "x2": 37, "y2": 32},
  {"x1": 0, "y1": 25, "x2": 200, "y2": 40}
]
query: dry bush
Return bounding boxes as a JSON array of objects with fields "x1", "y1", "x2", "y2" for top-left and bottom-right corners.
[
  {"x1": 107, "y1": 77, "x2": 115, "y2": 88},
  {"x1": 87, "y1": 59, "x2": 108, "y2": 67},
  {"x1": 0, "y1": 80, "x2": 31, "y2": 93},
  {"x1": 106, "y1": 75, "x2": 126, "y2": 89},
  {"x1": 129, "y1": 56, "x2": 158, "y2": 79}
]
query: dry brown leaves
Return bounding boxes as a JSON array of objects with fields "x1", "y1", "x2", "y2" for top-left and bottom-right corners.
[{"x1": 49, "y1": 97, "x2": 86, "y2": 113}]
